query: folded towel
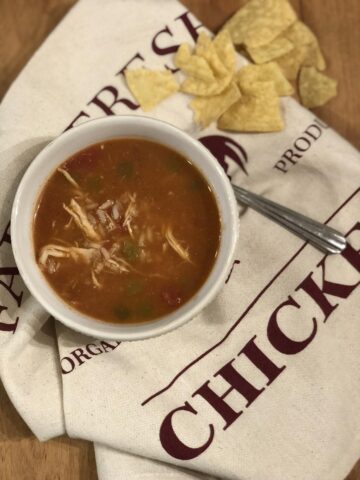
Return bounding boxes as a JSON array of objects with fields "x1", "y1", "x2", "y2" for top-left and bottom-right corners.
[{"x1": 0, "y1": 1, "x2": 359, "y2": 479}]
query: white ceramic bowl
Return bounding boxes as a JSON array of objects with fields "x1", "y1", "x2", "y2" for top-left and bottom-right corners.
[{"x1": 11, "y1": 116, "x2": 238, "y2": 341}]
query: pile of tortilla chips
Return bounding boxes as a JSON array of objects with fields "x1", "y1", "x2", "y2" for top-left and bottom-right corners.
[
  {"x1": 220, "y1": 0, "x2": 337, "y2": 112},
  {"x1": 124, "y1": 0, "x2": 338, "y2": 132},
  {"x1": 177, "y1": 30, "x2": 294, "y2": 132}
]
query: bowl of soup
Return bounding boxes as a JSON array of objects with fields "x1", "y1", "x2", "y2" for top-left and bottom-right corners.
[{"x1": 11, "y1": 116, "x2": 238, "y2": 340}]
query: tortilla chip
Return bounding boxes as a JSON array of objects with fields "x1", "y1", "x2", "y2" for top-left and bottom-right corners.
[
  {"x1": 174, "y1": 43, "x2": 215, "y2": 82},
  {"x1": 276, "y1": 45, "x2": 308, "y2": 80},
  {"x1": 181, "y1": 70, "x2": 233, "y2": 96},
  {"x1": 179, "y1": 31, "x2": 236, "y2": 95},
  {"x1": 196, "y1": 32, "x2": 229, "y2": 78},
  {"x1": 125, "y1": 69, "x2": 179, "y2": 111},
  {"x1": 299, "y1": 67, "x2": 337, "y2": 108},
  {"x1": 246, "y1": 36, "x2": 294, "y2": 64},
  {"x1": 284, "y1": 21, "x2": 317, "y2": 46},
  {"x1": 174, "y1": 43, "x2": 191, "y2": 65},
  {"x1": 236, "y1": 63, "x2": 294, "y2": 96},
  {"x1": 282, "y1": 21, "x2": 326, "y2": 70},
  {"x1": 213, "y1": 30, "x2": 236, "y2": 74},
  {"x1": 218, "y1": 81, "x2": 284, "y2": 132},
  {"x1": 190, "y1": 82, "x2": 241, "y2": 127},
  {"x1": 222, "y1": 0, "x2": 297, "y2": 48},
  {"x1": 303, "y1": 41, "x2": 326, "y2": 71}
]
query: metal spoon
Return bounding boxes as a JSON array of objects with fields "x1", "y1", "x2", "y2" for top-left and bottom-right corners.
[{"x1": 232, "y1": 184, "x2": 346, "y2": 254}]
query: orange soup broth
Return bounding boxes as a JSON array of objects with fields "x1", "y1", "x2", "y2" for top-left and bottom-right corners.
[{"x1": 34, "y1": 138, "x2": 221, "y2": 323}]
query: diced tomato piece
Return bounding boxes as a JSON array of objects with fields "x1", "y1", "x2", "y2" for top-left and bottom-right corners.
[{"x1": 112, "y1": 223, "x2": 127, "y2": 234}]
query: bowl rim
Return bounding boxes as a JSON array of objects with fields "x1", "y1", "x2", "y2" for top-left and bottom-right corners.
[{"x1": 11, "y1": 115, "x2": 239, "y2": 341}]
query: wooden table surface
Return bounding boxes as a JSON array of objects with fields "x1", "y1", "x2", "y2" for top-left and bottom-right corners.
[{"x1": 0, "y1": 1, "x2": 359, "y2": 479}]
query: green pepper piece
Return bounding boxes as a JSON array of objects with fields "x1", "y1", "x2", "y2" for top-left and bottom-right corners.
[
  {"x1": 137, "y1": 302, "x2": 153, "y2": 318},
  {"x1": 122, "y1": 240, "x2": 140, "y2": 262},
  {"x1": 117, "y1": 162, "x2": 134, "y2": 178},
  {"x1": 166, "y1": 158, "x2": 182, "y2": 172},
  {"x1": 86, "y1": 176, "x2": 102, "y2": 192},
  {"x1": 189, "y1": 178, "x2": 203, "y2": 191},
  {"x1": 126, "y1": 279, "x2": 143, "y2": 295},
  {"x1": 114, "y1": 305, "x2": 130, "y2": 320}
]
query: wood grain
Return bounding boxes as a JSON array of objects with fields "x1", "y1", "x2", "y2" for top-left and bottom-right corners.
[
  {"x1": 0, "y1": 1, "x2": 359, "y2": 479},
  {"x1": 0, "y1": 0, "x2": 77, "y2": 96}
]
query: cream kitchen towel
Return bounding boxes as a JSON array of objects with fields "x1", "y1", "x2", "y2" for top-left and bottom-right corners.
[{"x1": 0, "y1": 1, "x2": 360, "y2": 479}]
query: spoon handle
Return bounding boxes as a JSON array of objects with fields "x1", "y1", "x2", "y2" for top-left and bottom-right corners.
[{"x1": 232, "y1": 184, "x2": 346, "y2": 254}]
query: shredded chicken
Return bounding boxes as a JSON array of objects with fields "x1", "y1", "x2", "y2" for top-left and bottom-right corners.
[
  {"x1": 165, "y1": 227, "x2": 191, "y2": 263},
  {"x1": 85, "y1": 202, "x2": 99, "y2": 211},
  {"x1": 113, "y1": 255, "x2": 138, "y2": 272},
  {"x1": 99, "y1": 199, "x2": 114, "y2": 210},
  {"x1": 63, "y1": 199, "x2": 101, "y2": 241},
  {"x1": 97, "y1": 223, "x2": 106, "y2": 237},
  {"x1": 58, "y1": 167, "x2": 79, "y2": 188},
  {"x1": 47, "y1": 258, "x2": 59, "y2": 274},
  {"x1": 38, "y1": 244, "x2": 98, "y2": 268},
  {"x1": 111, "y1": 204, "x2": 120, "y2": 220},
  {"x1": 96, "y1": 209, "x2": 107, "y2": 224},
  {"x1": 51, "y1": 238, "x2": 71, "y2": 246},
  {"x1": 123, "y1": 193, "x2": 137, "y2": 238},
  {"x1": 87, "y1": 213, "x2": 97, "y2": 226},
  {"x1": 67, "y1": 247, "x2": 98, "y2": 264},
  {"x1": 93, "y1": 262, "x2": 104, "y2": 275},
  {"x1": 100, "y1": 247, "x2": 110, "y2": 260},
  {"x1": 85, "y1": 197, "x2": 96, "y2": 206},
  {"x1": 88, "y1": 244, "x2": 131, "y2": 280},
  {"x1": 96, "y1": 209, "x2": 116, "y2": 232},
  {"x1": 91, "y1": 270, "x2": 102, "y2": 289},
  {"x1": 116, "y1": 200, "x2": 123, "y2": 213},
  {"x1": 64, "y1": 217, "x2": 74, "y2": 230},
  {"x1": 39, "y1": 245, "x2": 69, "y2": 265},
  {"x1": 109, "y1": 243, "x2": 120, "y2": 256},
  {"x1": 104, "y1": 211, "x2": 116, "y2": 231},
  {"x1": 86, "y1": 242, "x2": 103, "y2": 249},
  {"x1": 105, "y1": 257, "x2": 130, "y2": 274},
  {"x1": 40, "y1": 187, "x2": 182, "y2": 290}
]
